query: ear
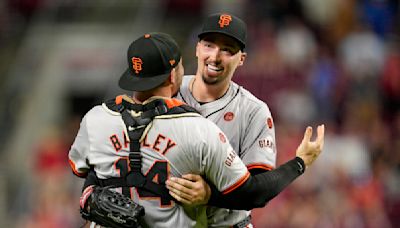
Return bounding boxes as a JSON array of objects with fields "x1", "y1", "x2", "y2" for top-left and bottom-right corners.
[
  {"x1": 195, "y1": 42, "x2": 200, "y2": 58},
  {"x1": 169, "y1": 69, "x2": 176, "y2": 85},
  {"x1": 238, "y1": 52, "x2": 247, "y2": 66}
]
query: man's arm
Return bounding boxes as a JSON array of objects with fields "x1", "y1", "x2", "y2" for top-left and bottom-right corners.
[
  {"x1": 241, "y1": 104, "x2": 277, "y2": 174},
  {"x1": 82, "y1": 168, "x2": 98, "y2": 191},
  {"x1": 69, "y1": 115, "x2": 92, "y2": 179},
  {"x1": 206, "y1": 157, "x2": 305, "y2": 210},
  {"x1": 166, "y1": 125, "x2": 324, "y2": 209}
]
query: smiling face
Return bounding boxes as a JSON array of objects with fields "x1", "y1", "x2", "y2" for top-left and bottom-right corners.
[{"x1": 196, "y1": 33, "x2": 246, "y2": 86}]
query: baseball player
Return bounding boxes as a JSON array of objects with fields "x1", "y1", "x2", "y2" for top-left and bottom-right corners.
[
  {"x1": 71, "y1": 32, "x2": 324, "y2": 227},
  {"x1": 166, "y1": 13, "x2": 283, "y2": 227},
  {"x1": 69, "y1": 32, "x2": 252, "y2": 227}
]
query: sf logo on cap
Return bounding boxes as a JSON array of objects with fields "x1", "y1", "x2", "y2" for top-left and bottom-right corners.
[
  {"x1": 131, "y1": 57, "x2": 143, "y2": 74},
  {"x1": 219, "y1": 14, "x2": 232, "y2": 28}
]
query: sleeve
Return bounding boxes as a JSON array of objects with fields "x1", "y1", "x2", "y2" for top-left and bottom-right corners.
[
  {"x1": 208, "y1": 157, "x2": 306, "y2": 210},
  {"x1": 200, "y1": 123, "x2": 250, "y2": 194},
  {"x1": 240, "y1": 103, "x2": 277, "y2": 172},
  {"x1": 68, "y1": 114, "x2": 91, "y2": 178}
]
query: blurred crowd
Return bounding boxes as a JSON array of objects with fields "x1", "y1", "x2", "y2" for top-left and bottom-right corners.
[
  {"x1": 235, "y1": 0, "x2": 400, "y2": 227},
  {"x1": 1, "y1": 0, "x2": 399, "y2": 227}
]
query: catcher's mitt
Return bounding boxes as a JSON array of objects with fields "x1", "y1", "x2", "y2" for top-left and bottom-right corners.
[{"x1": 80, "y1": 186, "x2": 145, "y2": 228}]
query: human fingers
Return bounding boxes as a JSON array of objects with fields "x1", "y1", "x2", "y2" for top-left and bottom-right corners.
[
  {"x1": 317, "y1": 124, "x2": 325, "y2": 149},
  {"x1": 169, "y1": 190, "x2": 191, "y2": 205},
  {"x1": 166, "y1": 181, "x2": 193, "y2": 201},
  {"x1": 302, "y1": 126, "x2": 313, "y2": 144},
  {"x1": 182, "y1": 174, "x2": 202, "y2": 182},
  {"x1": 166, "y1": 177, "x2": 195, "y2": 191}
]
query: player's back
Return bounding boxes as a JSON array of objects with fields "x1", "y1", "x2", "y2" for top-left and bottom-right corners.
[{"x1": 69, "y1": 101, "x2": 249, "y2": 227}]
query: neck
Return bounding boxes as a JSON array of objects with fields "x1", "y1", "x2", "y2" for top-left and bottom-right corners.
[
  {"x1": 133, "y1": 86, "x2": 172, "y2": 103},
  {"x1": 191, "y1": 74, "x2": 230, "y2": 103}
]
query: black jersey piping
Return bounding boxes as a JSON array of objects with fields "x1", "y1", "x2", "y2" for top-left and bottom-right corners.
[
  {"x1": 178, "y1": 85, "x2": 241, "y2": 118},
  {"x1": 204, "y1": 86, "x2": 241, "y2": 118}
]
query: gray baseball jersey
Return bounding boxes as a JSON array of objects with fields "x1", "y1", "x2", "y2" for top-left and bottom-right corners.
[
  {"x1": 177, "y1": 75, "x2": 277, "y2": 227},
  {"x1": 68, "y1": 97, "x2": 250, "y2": 228}
]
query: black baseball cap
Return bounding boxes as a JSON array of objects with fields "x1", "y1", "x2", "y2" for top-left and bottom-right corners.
[
  {"x1": 119, "y1": 32, "x2": 181, "y2": 92},
  {"x1": 198, "y1": 13, "x2": 247, "y2": 49}
]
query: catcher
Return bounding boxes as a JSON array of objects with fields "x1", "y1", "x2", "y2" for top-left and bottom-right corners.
[{"x1": 69, "y1": 32, "x2": 324, "y2": 227}]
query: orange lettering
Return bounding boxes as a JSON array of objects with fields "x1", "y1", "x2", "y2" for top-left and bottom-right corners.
[
  {"x1": 153, "y1": 134, "x2": 166, "y2": 152},
  {"x1": 132, "y1": 57, "x2": 143, "y2": 74},
  {"x1": 110, "y1": 134, "x2": 122, "y2": 152},
  {"x1": 142, "y1": 133, "x2": 177, "y2": 154},
  {"x1": 142, "y1": 134, "x2": 151, "y2": 148},
  {"x1": 123, "y1": 132, "x2": 129, "y2": 148},
  {"x1": 162, "y1": 139, "x2": 176, "y2": 155},
  {"x1": 225, "y1": 150, "x2": 237, "y2": 166},
  {"x1": 219, "y1": 14, "x2": 232, "y2": 28}
]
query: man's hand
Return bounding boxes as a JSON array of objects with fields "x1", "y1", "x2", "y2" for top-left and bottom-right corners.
[
  {"x1": 165, "y1": 174, "x2": 211, "y2": 206},
  {"x1": 296, "y1": 125, "x2": 325, "y2": 168}
]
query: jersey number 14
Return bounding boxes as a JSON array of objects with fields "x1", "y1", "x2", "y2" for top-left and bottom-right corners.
[{"x1": 115, "y1": 158, "x2": 172, "y2": 206}]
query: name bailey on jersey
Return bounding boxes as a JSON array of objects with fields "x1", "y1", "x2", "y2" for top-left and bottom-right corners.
[
  {"x1": 110, "y1": 132, "x2": 177, "y2": 155},
  {"x1": 110, "y1": 130, "x2": 240, "y2": 169}
]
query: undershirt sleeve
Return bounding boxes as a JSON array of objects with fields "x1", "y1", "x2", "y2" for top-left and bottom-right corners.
[{"x1": 208, "y1": 157, "x2": 305, "y2": 210}]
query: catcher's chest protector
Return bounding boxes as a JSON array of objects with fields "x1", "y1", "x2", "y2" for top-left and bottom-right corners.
[{"x1": 99, "y1": 96, "x2": 199, "y2": 200}]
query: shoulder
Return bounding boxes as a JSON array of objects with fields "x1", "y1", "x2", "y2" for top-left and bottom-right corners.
[
  {"x1": 164, "y1": 114, "x2": 219, "y2": 129},
  {"x1": 234, "y1": 82, "x2": 272, "y2": 116},
  {"x1": 83, "y1": 104, "x2": 120, "y2": 123},
  {"x1": 84, "y1": 105, "x2": 104, "y2": 118},
  {"x1": 163, "y1": 114, "x2": 222, "y2": 136},
  {"x1": 176, "y1": 75, "x2": 195, "y2": 103},
  {"x1": 181, "y1": 75, "x2": 195, "y2": 89}
]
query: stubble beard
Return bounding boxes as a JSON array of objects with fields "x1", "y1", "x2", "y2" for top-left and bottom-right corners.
[
  {"x1": 198, "y1": 60, "x2": 227, "y2": 85},
  {"x1": 201, "y1": 74, "x2": 220, "y2": 85}
]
